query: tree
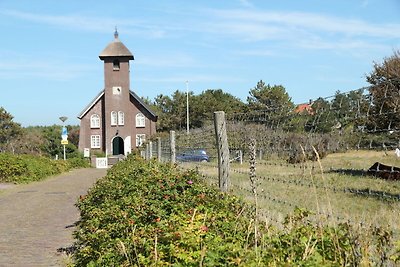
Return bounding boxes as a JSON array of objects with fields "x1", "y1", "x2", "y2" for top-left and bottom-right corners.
[
  {"x1": 0, "y1": 107, "x2": 22, "y2": 152},
  {"x1": 247, "y1": 80, "x2": 294, "y2": 112},
  {"x1": 190, "y1": 89, "x2": 245, "y2": 128},
  {"x1": 153, "y1": 91, "x2": 194, "y2": 132},
  {"x1": 366, "y1": 50, "x2": 400, "y2": 131}
]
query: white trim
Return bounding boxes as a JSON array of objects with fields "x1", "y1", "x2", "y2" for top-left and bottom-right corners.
[
  {"x1": 136, "y1": 113, "x2": 145, "y2": 128},
  {"x1": 118, "y1": 111, "x2": 125, "y2": 125},
  {"x1": 90, "y1": 114, "x2": 100, "y2": 128},
  {"x1": 77, "y1": 91, "x2": 104, "y2": 119},
  {"x1": 111, "y1": 111, "x2": 117, "y2": 126},
  {"x1": 90, "y1": 135, "x2": 101, "y2": 148}
]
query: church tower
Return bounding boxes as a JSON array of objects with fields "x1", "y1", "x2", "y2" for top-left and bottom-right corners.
[{"x1": 99, "y1": 29, "x2": 135, "y2": 155}]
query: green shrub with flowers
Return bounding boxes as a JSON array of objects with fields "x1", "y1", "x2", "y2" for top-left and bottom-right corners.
[{"x1": 73, "y1": 154, "x2": 397, "y2": 266}]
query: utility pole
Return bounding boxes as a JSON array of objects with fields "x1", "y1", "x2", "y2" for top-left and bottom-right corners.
[{"x1": 186, "y1": 80, "x2": 189, "y2": 135}]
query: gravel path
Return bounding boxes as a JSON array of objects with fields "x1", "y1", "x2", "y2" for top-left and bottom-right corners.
[{"x1": 0, "y1": 168, "x2": 106, "y2": 267}]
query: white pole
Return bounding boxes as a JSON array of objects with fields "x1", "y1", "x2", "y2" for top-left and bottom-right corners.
[
  {"x1": 63, "y1": 145, "x2": 66, "y2": 160},
  {"x1": 186, "y1": 80, "x2": 189, "y2": 135}
]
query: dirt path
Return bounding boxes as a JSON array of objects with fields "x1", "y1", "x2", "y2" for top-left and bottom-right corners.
[{"x1": 0, "y1": 168, "x2": 106, "y2": 267}]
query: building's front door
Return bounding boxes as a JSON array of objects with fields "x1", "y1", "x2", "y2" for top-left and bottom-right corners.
[{"x1": 112, "y1": 136, "x2": 124, "y2": 155}]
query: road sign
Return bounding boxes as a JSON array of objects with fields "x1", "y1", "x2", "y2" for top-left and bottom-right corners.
[{"x1": 61, "y1": 140, "x2": 68, "y2": 145}]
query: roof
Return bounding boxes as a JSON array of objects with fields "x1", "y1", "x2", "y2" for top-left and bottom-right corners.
[
  {"x1": 129, "y1": 90, "x2": 158, "y2": 121},
  {"x1": 77, "y1": 89, "x2": 157, "y2": 121},
  {"x1": 294, "y1": 102, "x2": 314, "y2": 114},
  {"x1": 77, "y1": 90, "x2": 104, "y2": 119},
  {"x1": 99, "y1": 30, "x2": 134, "y2": 60}
]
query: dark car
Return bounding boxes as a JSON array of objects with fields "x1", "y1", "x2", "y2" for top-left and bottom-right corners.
[{"x1": 176, "y1": 149, "x2": 209, "y2": 162}]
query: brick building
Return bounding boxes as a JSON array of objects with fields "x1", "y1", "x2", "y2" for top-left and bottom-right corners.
[{"x1": 78, "y1": 30, "x2": 157, "y2": 156}]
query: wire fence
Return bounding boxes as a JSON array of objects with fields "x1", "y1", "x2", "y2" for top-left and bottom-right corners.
[{"x1": 142, "y1": 85, "x2": 400, "y2": 236}]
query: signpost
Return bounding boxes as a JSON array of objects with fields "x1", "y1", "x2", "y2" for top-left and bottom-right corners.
[{"x1": 59, "y1": 116, "x2": 68, "y2": 160}]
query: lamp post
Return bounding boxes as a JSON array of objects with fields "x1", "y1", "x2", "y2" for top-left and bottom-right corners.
[
  {"x1": 59, "y1": 116, "x2": 68, "y2": 160},
  {"x1": 186, "y1": 80, "x2": 189, "y2": 135}
]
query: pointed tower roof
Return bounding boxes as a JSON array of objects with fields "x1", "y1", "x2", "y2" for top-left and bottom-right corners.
[{"x1": 99, "y1": 29, "x2": 134, "y2": 60}]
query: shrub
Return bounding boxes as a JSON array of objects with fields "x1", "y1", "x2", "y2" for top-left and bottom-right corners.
[
  {"x1": 0, "y1": 153, "x2": 89, "y2": 183},
  {"x1": 73, "y1": 155, "x2": 396, "y2": 266}
]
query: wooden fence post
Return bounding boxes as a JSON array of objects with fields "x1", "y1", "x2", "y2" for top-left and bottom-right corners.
[
  {"x1": 157, "y1": 137, "x2": 162, "y2": 162},
  {"x1": 249, "y1": 138, "x2": 258, "y2": 251},
  {"x1": 145, "y1": 143, "x2": 149, "y2": 160},
  {"x1": 149, "y1": 141, "x2": 153, "y2": 159},
  {"x1": 214, "y1": 111, "x2": 230, "y2": 192},
  {"x1": 170, "y1": 130, "x2": 176, "y2": 164}
]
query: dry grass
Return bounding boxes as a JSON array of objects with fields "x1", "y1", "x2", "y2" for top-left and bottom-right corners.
[{"x1": 180, "y1": 150, "x2": 400, "y2": 238}]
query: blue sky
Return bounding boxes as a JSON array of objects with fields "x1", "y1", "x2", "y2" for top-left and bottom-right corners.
[{"x1": 1, "y1": 0, "x2": 399, "y2": 126}]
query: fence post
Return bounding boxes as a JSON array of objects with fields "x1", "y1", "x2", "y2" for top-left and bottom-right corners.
[
  {"x1": 249, "y1": 138, "x2": 258, "y2": 251},
  {"x1": 214, "y1": 111, "x2": 230, "y2": 192},
  {"x1": 145, "y1": 143, "x2": 149, "y2": 160},
  {"x1": 157, "y1": 137, "x2": 162, "y2": 162},
  {"x1": 170, "y1": 130, "x2": 176, "y2": 164},
  {"x1": 149, "y1": 141, "x2": 153, "y2": 159}
]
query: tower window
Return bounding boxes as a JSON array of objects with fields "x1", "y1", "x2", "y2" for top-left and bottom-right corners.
[
  {"x1": 118, "y1": 111, "x2": 125, "y2": 126},
  {"x1": 111, "y1": 111, "x2": 118, "y2": 126},
  {"x1": 113, "y1": 59, "x2": 120, "y2": 70}
]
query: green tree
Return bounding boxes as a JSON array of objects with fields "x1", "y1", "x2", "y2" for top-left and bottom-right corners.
[
  {"x1": 190, "y1": 89, "x2": 245, "y2": 128},
  {"x1": 247, "y1": 80, "x2": 294, "y2": 112},
  {"x1": 305, "y1": 97, "x2": 335, "y2": 133},
  {"x1": 0, "y1": 107, "x2": 22, "y2": 152},
  {"x1": 366, "y1": 50, "x2": 400, "y2": 131},
  {"x1": 246, "y1": 80, "x2": 294, "y2": 129}
]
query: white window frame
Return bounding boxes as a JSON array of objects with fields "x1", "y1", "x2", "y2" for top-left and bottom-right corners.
[
  {"x1": 136, "y1": 113, "x2": 145, "y2": 128},
  {"x1": 111, "y1": 111, "x2": 117, "y2": 126},
  {"x1": 90, "y1": 114, "x2": 100, "y2": 128},
  {"x1": 136, "y1": 134, "x2": 146, "y2": 147},
  {"x1": 91, "y1": 135, "x2": 101, "y2": 148},
  {"x1": 118, "y1": 111, "x2": 125, "y2": 126}
]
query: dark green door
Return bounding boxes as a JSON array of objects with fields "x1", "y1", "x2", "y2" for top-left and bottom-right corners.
[{"x1": 112, "y1": 137, "x2": 124, "y2": 155}]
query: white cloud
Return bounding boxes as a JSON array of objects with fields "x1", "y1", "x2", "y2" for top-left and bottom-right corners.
[
  {"x1": 238, "y1": 0, "x2": 253, "y2": 8},
  {"x1": 210, "y1": 9, "x2": 400, "y2": 39},
  {"x1": 0, "y1": 9, "x2": 167, "y2": 39}
]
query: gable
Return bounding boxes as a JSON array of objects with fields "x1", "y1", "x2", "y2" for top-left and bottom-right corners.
[
  {"x1": 77, "y1": 89, "x2": 157, "y2": 122},
  {"x1": 77, "y1": 90, "x2": 104, "y2": 119},
  {"x1": 129, "y1": 91, "x2": 158, "y2": 122}
]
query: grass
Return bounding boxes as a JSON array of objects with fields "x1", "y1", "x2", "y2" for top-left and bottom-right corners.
[{"x1": 179, "y1": 150, "x2": 400, "y2": 238}]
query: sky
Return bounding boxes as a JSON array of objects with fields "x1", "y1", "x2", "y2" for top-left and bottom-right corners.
[{"x1": 0, "y1": 0, "x2": 399, "y2": 127}]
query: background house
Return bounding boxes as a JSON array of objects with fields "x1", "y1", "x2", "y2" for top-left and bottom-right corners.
[{"x1": 78, "y1": 30, "x2": 157, "y2": 156}]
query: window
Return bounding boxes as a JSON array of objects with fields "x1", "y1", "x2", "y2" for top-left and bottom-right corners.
[
  {"x1": 136, "y1": 134, "x2": 146, "y2": 147},
  {"x1": 111, "y1": 111, "x2": 117, "y2": 126},
  {"x1": 90, "y1": 114, "x2": 100, "y2": 128},
  {"x1": 118, "y1": 111, "x2": 124, "y2": 125},
  {"x1": 113, "y1": 59, "x2": 120, "y2": 70},
  {"x1": 112, "y1": 86, "x2": 122, "y2": 95},
  {"x1": 136, "y1": 113, "x2": 145, "y2": 127},
  {"x1": 91, "y1": 135, "x2": 101, "y2": 148}
]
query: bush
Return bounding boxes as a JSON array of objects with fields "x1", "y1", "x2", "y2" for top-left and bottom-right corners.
[
  {"x1": 0, "y1": 153, "x2": 89, "y2": 183},
  {"x1": 73, "y1": 155, "x2": 396, "y2": 266}
]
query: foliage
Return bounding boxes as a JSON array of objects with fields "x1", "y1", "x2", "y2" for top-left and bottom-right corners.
[
  {"x1": 0, "y1": 107, "x2": 23, "y2": 152},
  {"x1": 153, "y1": 89, "x2": 245, "y2": 132},
  {"x1": 247, "y1": 80, "x2": 294, "y2": 113},
  {"x1": 0, "y1": 153, "x2": 89, "y2": 183},
  {"x1": 367, "y1": 50, "x2": 400, "y2": 131},
  {"x1": 72, "y1": 155, "x2": 395, "y2": 266}
]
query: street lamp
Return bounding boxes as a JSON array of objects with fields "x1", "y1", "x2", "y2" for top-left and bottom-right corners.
[
  {"x1": 186, "y1": 81, "x2": 189, "y2": 135},
  {"x1": 59, "y1": 116, "x2": 68, "y2": 160}
]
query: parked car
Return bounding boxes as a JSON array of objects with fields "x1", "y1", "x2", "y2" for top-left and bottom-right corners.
[{"x1": 176, "y1": 149, "x2": 209, "y2": 162}]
